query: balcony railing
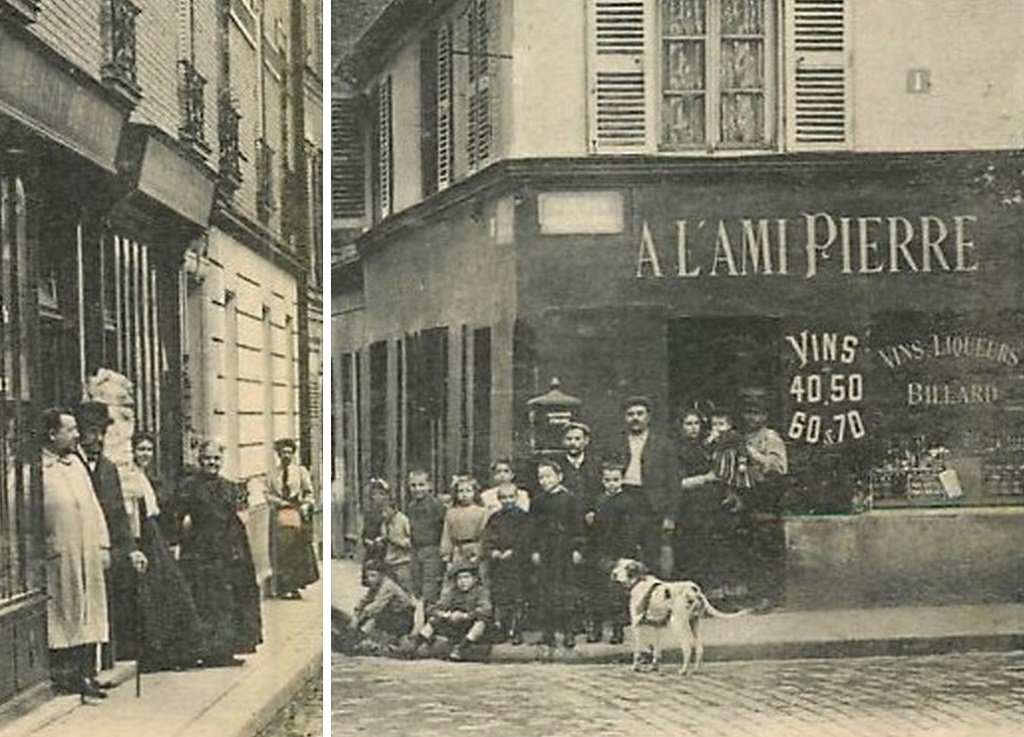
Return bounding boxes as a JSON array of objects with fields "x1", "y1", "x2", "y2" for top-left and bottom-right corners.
[
  {"x1": 255, "y1": 137, "x2": 275, "y2": 222},
  {"x1": 101, "y1": 0, "x2": 141, "y2": 106},
  {"x1": 218, "y1": 93, "x2": 243, "y2": 194},
  {"x1": 179, "y1": 60, "x2": 208, "y2": 152}
]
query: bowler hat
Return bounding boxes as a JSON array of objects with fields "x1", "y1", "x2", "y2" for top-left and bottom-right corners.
[{"x1": 75, "y1": 401, "x2": 112, "y2": 429}]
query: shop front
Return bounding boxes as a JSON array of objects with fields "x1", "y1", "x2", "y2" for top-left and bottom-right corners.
[
  {"x1": 0, "y1": 20, "x2": 214, "y2": 706},
  {"x1": 510, "y1": 152, "x2": 1024, "y2": 609}
]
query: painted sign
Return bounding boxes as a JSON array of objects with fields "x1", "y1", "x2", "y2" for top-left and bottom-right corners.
[
  {"x1": 784, "y1": 330, "x2": 868, "y2": 446},
  {"x1": 635, "y1": 212, "x2": 980, "y2": 279}
]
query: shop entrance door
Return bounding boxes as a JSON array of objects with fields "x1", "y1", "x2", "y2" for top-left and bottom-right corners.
[{"x1": 667, "y1": 316, "x2": 782, "y2": 420}]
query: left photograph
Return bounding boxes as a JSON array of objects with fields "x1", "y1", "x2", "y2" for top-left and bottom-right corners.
[{"x1": 0, "y1": 0, "x2": 324, "y2": 735}]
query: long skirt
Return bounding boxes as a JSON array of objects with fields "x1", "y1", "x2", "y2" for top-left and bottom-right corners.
[
  {"x1": 272, "y1": 517, "x2": 320, "y2": 595},
  {"x1": 179, "y1": 515, "x2": 263, "y2": 658},
  {"x1": 132, "y1": 517, "x2": 210, "y2": 669}
]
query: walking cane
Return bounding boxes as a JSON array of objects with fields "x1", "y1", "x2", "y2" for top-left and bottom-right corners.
[{"x1": 135, "y1": 570, "x2": 146, "y2": 698}]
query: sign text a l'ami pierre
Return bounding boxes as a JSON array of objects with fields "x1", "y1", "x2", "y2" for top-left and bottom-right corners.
[{"x1": 634, "y1": 212, "x2": 980, "y2": 279}]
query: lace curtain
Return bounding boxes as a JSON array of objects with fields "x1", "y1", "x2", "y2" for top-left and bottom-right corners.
[{"x1": 661, "y1": 0, "x2": 766, "y2": 146}]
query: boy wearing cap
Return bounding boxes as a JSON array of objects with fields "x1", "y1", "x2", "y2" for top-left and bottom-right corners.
[
  {"x1": 352, "y1": 560, "x2": 416, "y2": 654},
  {"x1": 417, "y1": 563, "x2": 492, "y2": 661}
]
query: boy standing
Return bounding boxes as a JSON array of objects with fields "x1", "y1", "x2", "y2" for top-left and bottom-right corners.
[
  {"x1": 406, "y1": 470, "x2": 446, "y2": 606},
  {"x1": 530, "y1": 460, "x2": 585, "y2": 650},
  {"x1": 585, "y1": 460, "x2": 639, "y2": 644},
  {"x1": 482, "y1": 485, "x2": 530, "y2": 644},
  {"x1": 379, "y1": 497, "x2": 413, "y2": 593}
]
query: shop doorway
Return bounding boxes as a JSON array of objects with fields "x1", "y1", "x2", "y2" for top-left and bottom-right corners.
[{"x1": 667, "y1": 316, "x2": 782, "y2": 423}]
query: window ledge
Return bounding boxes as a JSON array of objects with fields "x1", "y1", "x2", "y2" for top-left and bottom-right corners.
[{"x1": 100, "y1": 66, "x2": 143, "y2": 109}]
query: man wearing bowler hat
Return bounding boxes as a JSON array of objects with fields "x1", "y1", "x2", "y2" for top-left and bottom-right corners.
[
  {"x1": 615, "y1": 395, "x2": 680, "y2": 578},
  {"x1": 75, "y1": 401, "x2": 148, "y2": 671}
]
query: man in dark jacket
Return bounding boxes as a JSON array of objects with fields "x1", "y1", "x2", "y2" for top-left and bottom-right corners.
[
  {"x1": 561, "y1": 422, "x2": 602, "y2": 508},
  {"x1": 75, "y1": 402, "x2": 147, "y2": 668},
  {"x1": 614, "y1": 396, "x2": 680, "y2": 579}
]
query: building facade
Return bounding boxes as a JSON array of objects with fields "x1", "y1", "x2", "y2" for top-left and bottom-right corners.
[
  {"x1": 333, "y1": 0, "x2": 1024, "y2": 598},
  {"x1": 0, "y1": 0, "x2": 321, "y2": 709}
]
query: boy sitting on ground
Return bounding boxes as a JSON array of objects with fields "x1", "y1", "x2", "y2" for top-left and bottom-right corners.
[
  {"x1": 351, "y1": 560, "x2": 415, "y2": 655},
  {"x1": 416, "y1": 562, "x2": 492, "y2": 661}
]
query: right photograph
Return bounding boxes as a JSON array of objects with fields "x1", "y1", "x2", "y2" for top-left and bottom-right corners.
[{"x1": 331, "y1": 1, "x2": 1024, "y2": 735}]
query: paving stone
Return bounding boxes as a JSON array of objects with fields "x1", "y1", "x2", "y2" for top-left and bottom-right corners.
[{"x1": 332, "y1": 651, "x2": 1024, "y2": 737}]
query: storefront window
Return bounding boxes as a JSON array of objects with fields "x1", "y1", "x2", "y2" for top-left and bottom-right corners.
[{"x1": 860, "y1": 311, "x2": 1024, "y2": 507}]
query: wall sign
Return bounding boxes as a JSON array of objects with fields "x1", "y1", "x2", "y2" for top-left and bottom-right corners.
[
  {"x1": 635, "y1": 212, "x2": 980, "y2": 279},
  {"x1": 784, "y1": 330, "x2": 867, "y2": 446}
]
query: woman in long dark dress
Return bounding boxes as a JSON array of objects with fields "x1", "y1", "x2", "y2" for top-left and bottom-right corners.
[
  {"x1": 120, "y1": 432, "x2": 209, "y2": 670},
  {"x1": 267, "y1": 438, "x2": 320, "y2": 599},
  {"x1": 173, "y1": 439, "x2": 263, "y2": 666}
]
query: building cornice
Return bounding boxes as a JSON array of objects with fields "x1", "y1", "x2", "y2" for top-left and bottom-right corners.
[{"x1": 341, "y1": 150, "x2": 1024, "y2": 263}]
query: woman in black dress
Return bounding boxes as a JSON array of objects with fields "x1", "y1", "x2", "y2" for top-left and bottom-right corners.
[
  {"x1": 121, "y1": 432, "x2": 209, "y2": 670},
  {"x1": 173, "y1": 439, "x2": 263, "y2": 666}
]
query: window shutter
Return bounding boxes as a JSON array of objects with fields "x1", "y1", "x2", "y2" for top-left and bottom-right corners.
[
  {"x1": 377, "y1": 75, "x2": 393, "y2": 219},
  {"x1": 587, "y1": 0, "x2": 654, "y2": 154},
  {"x1": 785, "y1": 0, "x2": 850, "y2": 150},
  {"x1": 332, "y1": 97, "x2": 366, "y2": 219},
  {"x1": 467, "y1": 0, "x2": 492, "y2": 173},
  {"x1": 437, "y1": 22, "x2": 454, "y2": 189}
]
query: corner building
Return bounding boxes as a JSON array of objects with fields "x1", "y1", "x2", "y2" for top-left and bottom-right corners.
[{"x1": 334, "y1": 0, "x2": 1024, "y2": 606}]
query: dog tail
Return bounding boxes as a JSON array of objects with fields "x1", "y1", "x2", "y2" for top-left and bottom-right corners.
[{"x1": 698, "y1": 592, "x2": 750, "y2": 619}]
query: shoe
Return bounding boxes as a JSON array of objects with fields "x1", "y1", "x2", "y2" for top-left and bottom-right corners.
[
  {"x1": 91, "y1": 678, "x2": 115, "y2": 690},
  {"x1": 586, "y1": 623, "x2": 602, "y2": 643},
  {"x1": 509, "y1": 629, "x2": 523, "y2": 646},
  {"x1": 609, "y1": 626, "x2": 624, "y2": 645},
  {"x1": 448, "y1": 644, "x2": 464, "y2": 662},
  {"x1": 280, "y1": 591, "x2": 302, "y2": 600},
  {"x1": 204, "y1": 656, "x2": 245, "y2": 668},
  {"x1": 79, "y1": 680, "x2": 108, "y2": 699},
  {"x1": 562, "y1": 633, "x2": 576, "y2": 650}
]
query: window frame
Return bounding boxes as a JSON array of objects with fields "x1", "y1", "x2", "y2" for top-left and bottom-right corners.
[{"x1": 656, "y1": 0, "x2": 779, "y2": 152}]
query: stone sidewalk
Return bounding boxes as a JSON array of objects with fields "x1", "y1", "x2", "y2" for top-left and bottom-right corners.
[
  {"x1": 331, "y1": 558, "x2": 1024, "y2": 662},
  {"x1": 1, "y1": 579, "x2": 323, "y2": 737}
]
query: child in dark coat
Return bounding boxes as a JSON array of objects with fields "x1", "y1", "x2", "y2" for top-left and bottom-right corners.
[
  {"x1": 417, "y1": 563, "x2": 492, "y2": 661},
  {"x1": 482, "y1": 485, "x2": 530, "y2": 644},
  {"x1": 529, "y1": 460, "x2": 585, "y2": 650},
  {"x1": 585, "y1": 460, "x2": 640, "y2": 644}
]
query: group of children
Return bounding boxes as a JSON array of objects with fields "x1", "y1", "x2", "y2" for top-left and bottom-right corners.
[{"x1": 351, "y1": 458, "x2": 643, "y2": 660}]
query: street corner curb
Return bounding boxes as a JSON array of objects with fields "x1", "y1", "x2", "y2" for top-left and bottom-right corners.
[
  {"x1": 480, "y1": 633, "x2": 1024, "y2": 666},
  {"x1": 216, "y1": 649, "x2": 323, "y2": 737}
]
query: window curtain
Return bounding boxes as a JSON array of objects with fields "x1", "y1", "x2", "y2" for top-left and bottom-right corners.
[{"x1": 720, "y1": 0, "x2": 765, "y2": 143}]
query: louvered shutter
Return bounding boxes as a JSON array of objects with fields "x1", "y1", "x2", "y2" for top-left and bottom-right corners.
[
  {"x1": 467, "y1": 0, "x2": 492, "y2": 172},
  {"x1": 332, "y1": 97, "x2": 366, "y2": 219},
  {"x1": 437, "y1": 22, "x2": 454, "y2": 189},
  {"x1": 377, "y1": 75, "x2": 393, "y2": 219},
  {"x1": 785, "y1": 0, "x2": 850, "y2": 150},
  {"x1": 587, "y1": 0, "x2": 654, "y2": 154}
]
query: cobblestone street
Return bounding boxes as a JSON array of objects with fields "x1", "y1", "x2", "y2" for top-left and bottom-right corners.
[{"x1": 333, "y1": 651, "x2": 1024, "y2": 737}]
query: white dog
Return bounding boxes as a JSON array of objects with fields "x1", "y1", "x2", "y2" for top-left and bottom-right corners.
[{"x1": 610, "y1": 558, "x2": 749, "y2": 674}]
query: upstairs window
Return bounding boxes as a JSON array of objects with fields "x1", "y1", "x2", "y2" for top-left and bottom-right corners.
[
  {"x1": 660, "y1": 0, "x2": 773, "y2": 149},
  {"x1": 587, "y1": 0, "x2": 848, "y2": 154}
]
